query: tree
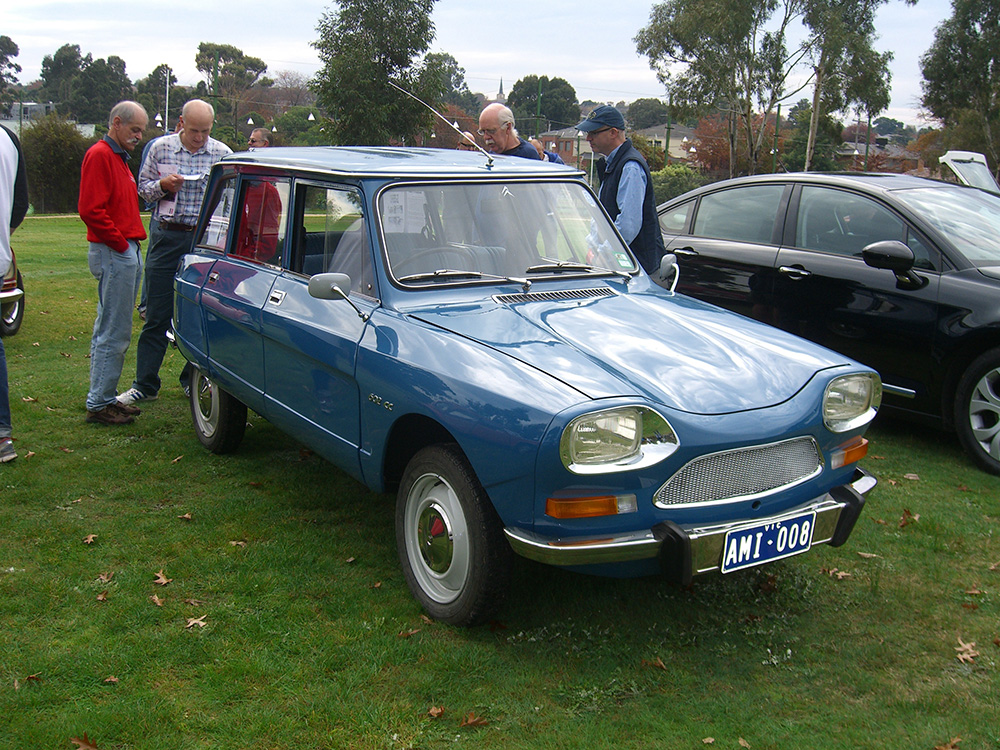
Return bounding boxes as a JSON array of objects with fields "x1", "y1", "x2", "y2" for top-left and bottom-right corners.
[
  {"x1": 649, "y1": 163, "x2": 706, "y2": 204},
  {"x1": 0, "y1": 35, "x2": 21, "y2": 113},
  {"x1": 20, "y1": 114, "x2": 89, "y2": 213},
  {"x1": 136, "y1": 64, "x2": 184, "y2": 129},
  {"x1": 635, "y1": 0, "x2": 808, "y2": 178},
  {"x1": 68, "y1": 56, "x2": 133, "y2": 124},
  {"x1": 507, "y1": 75, "x2": 579, "y2": 134},
  {"x1": 312, "y1": 0, "x2": 442, "y2": 145},
  {"x1": 628, "y1": 97, "x2": 669, "y2": 130},
  {"x1": 780, "y1": 101, "x2": 842, "y2": 172},
  {"x1": 196, "y1": 43, "x2": 271, "y2": 132},
  {"x1": 631, "y1": 132, "x2": 666, "y2": 170},
  {"x1": 921, "y1": 0, "x2": 1000, "y2": 168},
  {"x1": 423, "y1": 52, "x2": 480, "y2": 116},
  {"x1": 39, "y1": 44, "x2": 91, "y2": 112}
]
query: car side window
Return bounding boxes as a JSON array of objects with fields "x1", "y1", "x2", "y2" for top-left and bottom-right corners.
[
  {"x1": 196, "y1": 174, "x2": 238, "y2": 251},
  {"x1": 291, "y1": 184, "x2": 374, "y2": 297},
  {"x1": 693, "y1": 185, "x2": 783, "y2": 244},
  {"x1": 795, "y1": 186, "x2": 932, "y2": 268},
  {"x1": 659, "y1": 200, "x2": 693, "y2": 235},
  {"x1": 231, "y1": 177, "x2": 290, "y2": 266}
]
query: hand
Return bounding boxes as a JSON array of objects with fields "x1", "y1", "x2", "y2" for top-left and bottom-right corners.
[{"x1": 160, "y1": 173, "x2": 184, "y2": 193}]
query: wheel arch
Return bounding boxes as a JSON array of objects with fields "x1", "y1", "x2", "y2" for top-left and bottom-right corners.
[
  {"x1": 380, "y1": 413, "x2": 460, "y2": 495},
  {"x1": 940, "y1": 332, "x2": 1000, "y2": 431}
]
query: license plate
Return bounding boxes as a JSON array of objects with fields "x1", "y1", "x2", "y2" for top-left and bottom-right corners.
[{"x1": 720, "y1": 511, "x2": 816, "y2": 573}]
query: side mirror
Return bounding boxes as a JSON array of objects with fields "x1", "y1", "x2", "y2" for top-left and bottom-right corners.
[
  {"x1": 307, "y1": 272, "x2": 369, "y2": 321},
  {"x1": 862, "y1": 241, "x2": 926, "y2": 291},
  {"x1": 658, "y1": 252, "x2": 679, "y2": 293}
]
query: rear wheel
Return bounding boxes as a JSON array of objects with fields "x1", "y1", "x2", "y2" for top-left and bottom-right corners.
[
  {"x1": 0, "y1": 270, "x2": 25, "y2": 337},
  {"x1": 190, "y1": 366, "x2": 247, "y2": 454},
  {"x1": 396, "y1": 444, "x2": 513, "y2": 626},
  {"x1": 955, "y1": 348, "x2": 1000, "y2": 475}
]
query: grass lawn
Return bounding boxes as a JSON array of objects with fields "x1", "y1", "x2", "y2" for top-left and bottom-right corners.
[{"x1": 1, "y1": 216, "x2": 997, "y2": 749}]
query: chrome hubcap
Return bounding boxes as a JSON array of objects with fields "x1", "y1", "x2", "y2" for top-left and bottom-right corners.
[
  {"x1": 969, "y1": 366, "x2": 1000, "y2": 460},
  {"x1": 417, "y1": 503, "x2": 453, "y2": 573}
]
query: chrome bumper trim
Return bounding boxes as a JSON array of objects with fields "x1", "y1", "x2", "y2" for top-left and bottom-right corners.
[
  {"x1": 0, "y1": 288, "x2": 24, "y2": 304},
  {"x1": 504, "y1": 467, "x2": 875, "y2": 571}
]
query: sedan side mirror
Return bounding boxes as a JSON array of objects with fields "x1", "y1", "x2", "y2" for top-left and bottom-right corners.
[
  {"x1": 862, "y1": 240, "x2": 927, "y2": 291},
  {"x1": 658, "y1": 253, "x2": 679, "y2": 293},
  {"x1": 308, "y1": 272, "x2": 369, "y2": 321}
]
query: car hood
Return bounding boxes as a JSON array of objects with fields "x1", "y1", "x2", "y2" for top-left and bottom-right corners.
[{"x1": 410, "y1": 287, "x2": 840, "y2": 414}]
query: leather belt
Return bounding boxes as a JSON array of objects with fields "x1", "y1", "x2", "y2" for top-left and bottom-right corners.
[{"x1": 159, "y1": 221, "x2": 195, "y2": 232}]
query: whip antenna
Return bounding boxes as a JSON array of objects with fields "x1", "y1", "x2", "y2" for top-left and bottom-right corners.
[{"x1": 387, "y1": 79, "x2": 494, "y2": 168}]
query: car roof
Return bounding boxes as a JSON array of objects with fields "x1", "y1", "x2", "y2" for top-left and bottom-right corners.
[
  {"x1": 659, "y1": 171, "x2": 962, "y2": 208},
  {"x1": 221, "y1": 146, "x2": 584, "y2": 180}
]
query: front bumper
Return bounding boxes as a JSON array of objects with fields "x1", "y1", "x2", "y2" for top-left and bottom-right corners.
[
  {"x1": 0, "y1": 286, "x2": 23, "y2": 305},
  {"x1": 504, "y1": 467, "x2": 875, "y2": 584}
]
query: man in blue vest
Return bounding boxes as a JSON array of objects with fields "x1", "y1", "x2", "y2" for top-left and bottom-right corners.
[{"x1": 576, "y1": 105, "x2": 665, "y2": 273}]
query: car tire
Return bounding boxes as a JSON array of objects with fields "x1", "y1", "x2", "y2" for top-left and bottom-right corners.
[
  {"x1": 396, "y1": 444, "x2": 513, "y2": 626},
  {"x1": 190, "y1": 366, "x2": 247, "y2": 454},
  {"x1": 0, "y1": 270, "x2": 25, "y2": 337},
  {"x1": 955, "y1": 348, "x2": 1000, "y2": 475}
]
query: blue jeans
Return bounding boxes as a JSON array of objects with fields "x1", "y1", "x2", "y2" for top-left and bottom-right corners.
[
  {"x1": 87, "y1": 241, "x2": 142, "y2": 411},
  {"x1": 0, "y1": 335, "x2": 11, "y2": 439},
  {"x1": 132, "y1": 223, "x2": 193, "y2": 396}
]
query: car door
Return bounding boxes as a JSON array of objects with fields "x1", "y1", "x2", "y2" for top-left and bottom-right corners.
[
  {"x1": 661, "y1": 183, "x2": 789, "y2": 321},
  {"x1": 772, "y1": 184, "x2": 941, "y2": 410},
  {"x1": 260, "y1": 181, "x2": 376, "y2": 475},
  {"x1": 199, "y1": 175, "x2": 290, "y2": 414}
]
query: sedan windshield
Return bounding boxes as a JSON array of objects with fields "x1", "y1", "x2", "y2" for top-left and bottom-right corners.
[
  {"x1": 379, "y1": 181, "x2": 637, "y2": 283},
  {"x1": 894, "y1": 186, "x2": 1000, "y2": 267}
]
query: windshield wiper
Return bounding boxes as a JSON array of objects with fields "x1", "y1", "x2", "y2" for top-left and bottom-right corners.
[
  {"x1": 398, "y1": 268, "x2": 531, "y2": 291},
  {"x1": 525, "y1": 259, "x2": 632, "y2": 281}
]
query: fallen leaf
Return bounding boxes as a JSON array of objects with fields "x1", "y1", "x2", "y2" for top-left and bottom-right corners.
[
  {"x1": 185, "y1": 615, "x2": 207, "y2": 629},
  {"x1": 98, "y1": 572, "x2": 114, "y2": 583},
  {"x1": 458, "y1": 711, "x2": 488, "y2": 728},
  {"x1": 870, "y1": 454, "x2": 885, "y2": 459},
  {"x1": 420, "y1": 615, "x2": 434, "y2": 626},
  {"x1": 153, "y1": 569, "x2": 172, "y2": 586},
  {"x1": 702, "y1": 740, "x2": 715, "y2": 746},
  {"x1": 990, "y1": 561, "x2": 999, "y2": 571},
  {"x1": 96, "y1": 591, "x2": 108, "y2": 602},
  {"x1": 934, "y1": 737, "x2": 962, "y2": 750},
  {"x1": 150, "y1": 595, "x2": 164, "y2": 607},
  {"x1": 965, "y1": 588, "x2": 982, "y2": 595},
  {"x1": 886, "y1": 479, "x2": 898, "y2": 486},
  {"x1": 83, "y1": 534, "x2": 97, "y2": 545},
  {"x1": 24, "y1": 451, "x2": 35, "y2": 458},
  {"x1": 873, "y1": 518, "x2": 888, "y2": 525},
  {"x1": 12, "y1": 679, "x2": 18, "y2": 691},
  {"x1": 69, "y1": 335, "x2": 77, "y2": 340},
  {"x1": 428, "y1": 706, "x2": 445, "y2": 719},
  {"x1": 229, "y1": 540, "x2": 247, "y2": 547},
  {"x1": 59, "y1": 446, "x2": 73, "y2": 452},
  {"x1": 372, "y1": 581, "x2": 382, "y2": 589},
  {"x1": 345, "y1": 556, "x2": 356, "y2": 563},
  {"x1": 177, "y1": 513, "x2": 192, "y2": 521},
  {"x1": 60, "y1": 352, "x2": 72, "y2": 358},
  {"x1": 957, "y1": 484, "x2": 970, "y2": 492},
  {"x1": 899, "y1": 509, "x2": 920, "y2": 528},
  {"x1": 183, "y1": 598, "x2": 204, "y2": 607},
  {"x1": 103, "y1": 676, "x2": 118, "y2": 684},
  {"x1": 835, "y1": 570, "x2": 852, "y2": 580},
  {"x1": 961, "y1": 603, "x2": 979, "y2": 611},
  {"x1": 903, "y1": 473, "x2": 920, "y2": 481},
  {"x1": 21, "y1": 396, "x2": 37, "y2": 402},
  {"x1": 955, "y1": 637, "x2": 979, "y2": 664},
  {"x1": 857, "y1": 552, "x2": 879, "y2": 559},
  {"x1": 25, "y1": 674, "x2": 41, "y2": 683},
  {"x1": 642, "y1": 656, "x2": 667, "y2": 670},
  {"x1": 739, "y1": 739, "x2": 751, "y2": 748},
  {"x1": 70, "y1": 734, "x2": 101, "y2": 750},
  {"x1": 398, "y1": 628, "x2": 421, "y2": 638}
]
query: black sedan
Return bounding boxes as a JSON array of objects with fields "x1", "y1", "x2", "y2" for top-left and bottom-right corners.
[{"x1": 657, "y1": 172, "x2": 1000, "y2": 474}]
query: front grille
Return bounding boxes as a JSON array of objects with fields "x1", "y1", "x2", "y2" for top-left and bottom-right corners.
[
  {"x1": 494, "y1": 288, "x2": 615, "y2": 304},
  {"x1": 654, "y1": 437, "x2": 822, "y2": 508}
]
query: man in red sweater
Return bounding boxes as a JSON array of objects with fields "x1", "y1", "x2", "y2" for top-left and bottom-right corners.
[{"x1": 79, "y1": 100, "x2": 148, "y2": 425}]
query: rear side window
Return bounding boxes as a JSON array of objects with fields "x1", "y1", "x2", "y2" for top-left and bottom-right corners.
[
  {"x1": 659, "y1": 200, "x2": 693, "y2": 235},
  {"x1": 693, "y1": 185, "x2": 784, "y2": 244},
  {"x1": 197, "y1": 174, "x2": 238, "y2": 251}
]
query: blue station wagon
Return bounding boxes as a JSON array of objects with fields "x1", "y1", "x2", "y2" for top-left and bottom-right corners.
[{"x1": 173, "y1": 147, "x2": 881, "y2": 625}]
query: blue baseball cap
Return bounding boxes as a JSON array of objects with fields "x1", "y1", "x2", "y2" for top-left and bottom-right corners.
[{"x1": 576, "y1": 105, "x2": 626, "y2": 132}]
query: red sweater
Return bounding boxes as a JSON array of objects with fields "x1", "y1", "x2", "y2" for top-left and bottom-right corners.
[{"x1": 78, "y1": 138, "x2": 146, "y2": 252}]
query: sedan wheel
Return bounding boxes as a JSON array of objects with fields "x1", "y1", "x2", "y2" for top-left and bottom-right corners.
[
  {"x1": 396, "y1": 445, "x2": 512, "y2": 626},
  {"x1": 956, "y1": 348, "x2": 1000, "y2": 475},
  {"x1": 190, "y1": 366, "x2": 247, "y2": 454},
  {"x1": 0, "y1": 270, "x2": 25, "y2": 337}
]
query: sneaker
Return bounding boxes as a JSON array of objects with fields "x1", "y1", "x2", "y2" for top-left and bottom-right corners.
[
  {"x1": 117, "y1": 387, "x2": 157, "y2": 406},
  {"x1": 86, "y1": 404, "x2": 135, "y2": 425},
  {"x1": 112, "y1": 401, "x2": 141, "y2": 417},
  {"x1": 0, "y1": 438, "x2": 16, "y2": 463}
]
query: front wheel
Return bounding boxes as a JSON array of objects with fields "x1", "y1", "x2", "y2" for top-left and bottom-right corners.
[
  {"x1": 955, "y1": 348, "x2": 1000, "y2": 475},
  {"x1": 190, "y1": 366, "x2": 247, "y2": 454},
  {"x1": 0, "y1": 270, "x2": 25, "y2": 337},
  {"x1": 396, "y1": 445, "x2": 513, "y2": 626}
]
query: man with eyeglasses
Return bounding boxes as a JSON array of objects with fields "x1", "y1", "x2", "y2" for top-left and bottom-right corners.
[
  {"x1": 248, "y1": 128, "x2": 272, "y2": 149},
  {"x1": 576, "y1": 105, "x2": 665, "y2": 274},
  {"x1": 477, "y1": 103, "x2": 539, "y2": 160}
]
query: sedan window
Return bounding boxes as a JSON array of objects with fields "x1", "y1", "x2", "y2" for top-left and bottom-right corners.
[{"x1": 692, "y1": 185, "x2": 784, "y2": 244}]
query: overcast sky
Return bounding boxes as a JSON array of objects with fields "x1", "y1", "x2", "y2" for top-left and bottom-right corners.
[{"x1": 6, "y1": 0, "x2": 953, "y2": 127}]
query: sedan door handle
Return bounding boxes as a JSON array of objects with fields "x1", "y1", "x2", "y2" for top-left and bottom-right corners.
[
  {"x1": 778, "y1": 265, "x2": 812, "y2": 280},
  {"x1": 673, "y1": 246, "x2": 699, "y2": 257}
]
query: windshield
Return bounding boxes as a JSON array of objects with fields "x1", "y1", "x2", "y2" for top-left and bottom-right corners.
[
  {"x1": 941, "y1": 158, "x2": 1000, "y2": 195},
  {"x1": 378, "y1": 181, "x2": 637, "y2": 284},
  {"x1": 894, "y1": 186, "x2": 1000, "y2": 267}
]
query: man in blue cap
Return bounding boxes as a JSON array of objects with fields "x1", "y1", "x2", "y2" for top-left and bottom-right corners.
[{"x1": 576, "y1": 105, "x2": 665, "y2": 273}]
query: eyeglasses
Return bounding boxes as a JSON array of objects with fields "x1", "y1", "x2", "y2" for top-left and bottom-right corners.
[
  {"x1": 248, "y1": 138, "x2": 263, "y2": 145},
  {"x1": 588, "y1": 127, "x2": 612, "y2": 135},
  {"x1": 477, "y1": 123, "x2": 508, "y2": 136}
]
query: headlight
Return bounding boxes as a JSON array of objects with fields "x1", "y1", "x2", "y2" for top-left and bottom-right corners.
[
  {"x1": 824, "y1": 373, "x2": 881, "y2": 432},
  {"x1": 560, "y1": 406, "x2": 678, "y2": 474}
]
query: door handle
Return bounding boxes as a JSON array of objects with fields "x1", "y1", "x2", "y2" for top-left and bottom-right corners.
[
  {"x1": 207, "y1": 272, "x2": 219, "y2": 284},
  {"x1": 778, "y1": 265, "x2": 812, "y2": 280},
  {"x1": 268, "y1": 290, "x2": 286, "y2": 306},
  {"x1": 673, "y1": 246, "x2": 698, "y2": 257}
]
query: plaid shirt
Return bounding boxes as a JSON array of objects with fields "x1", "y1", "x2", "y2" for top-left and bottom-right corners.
[{"x1": 138, "y1": 133, "x2": 231, "y2": 226}]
